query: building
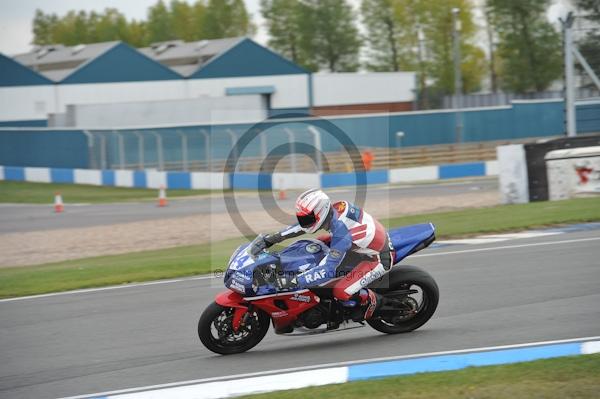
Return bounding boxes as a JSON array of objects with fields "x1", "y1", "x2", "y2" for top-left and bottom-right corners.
[{"x1": 0, "y1": 38, "x2": 416, "y2": 127}]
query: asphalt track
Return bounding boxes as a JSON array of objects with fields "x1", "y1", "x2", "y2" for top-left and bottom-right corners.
[
  {"x1": 1, "y1": 228, "x2": 599, "y2": 399},
  {"x1": 0, "y1": 178, "x2": 497, "y2": 233}
]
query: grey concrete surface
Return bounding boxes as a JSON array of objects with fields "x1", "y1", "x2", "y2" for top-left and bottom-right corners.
[
  {"x1": 1, "y1": 228, "x2": 598, "y2": 399},
  {"x1": 0, "y1": 178, "x2": 497, "y2": 233}
]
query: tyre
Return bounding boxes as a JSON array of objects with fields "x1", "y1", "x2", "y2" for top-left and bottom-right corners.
[
  {"x1": 198, "y1": 302, "x2": 270, "y2": 355},
  {"x1": 367, "y1": 265, "x2": 439, "y2": 334}
]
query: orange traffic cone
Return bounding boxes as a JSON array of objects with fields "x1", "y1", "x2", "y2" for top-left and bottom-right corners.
[
  {"x1": 278, "y1": 188, "x2": 287, "y2": 200},
  {"x1": 277, "y1": 178, "x2": 287, "y2": 200},
  {"x1": 158, "y1": 186, "x2": 168, "y2": 207},
  {"x1": 54, "y1": 192, "x2": 64, "y2": 213}
]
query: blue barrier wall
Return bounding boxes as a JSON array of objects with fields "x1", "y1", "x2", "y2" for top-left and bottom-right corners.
[
  {"x1": 0, "y1": 130, "x2": 89, "y2": 168},
  {"x1": 1, "y1": 100, "x2": 598, "y2": 170},
  {"x1": 0, "y1": 119, "x2": 47, "y2": 127}
]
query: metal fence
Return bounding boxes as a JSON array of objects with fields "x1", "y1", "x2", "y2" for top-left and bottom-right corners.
[
  {"x1": 84, "y1": 125, "x2": 326, "y2": 173},
  {"x1": 443, "y1": 88, "x2": 600, "y2": 109}
]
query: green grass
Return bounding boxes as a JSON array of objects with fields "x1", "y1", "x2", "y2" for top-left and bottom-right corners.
[
  {"x1": 0, "y1": 197, "x2": 599, "y2": 298},
  {"x1": 0, "y1": 238, "x2": 246, "y2": 298},
  {"x1": 0, "y1": 180, "x2": 212, "y2": 204},
  {"x1": 239, "y1": 354, "x2": 600, "y2": 399},
  {"x1": 386, "y1": 196, "x2": 600, "y2": 237}
]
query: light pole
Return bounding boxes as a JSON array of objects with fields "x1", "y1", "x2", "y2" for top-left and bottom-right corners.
[
  {"x1": 561, "y1": 12, "x2": 576, "y2": 137},
  {"x1": 199, "y1": 129, "x2": 211, "y2": 171},
  {"x1": 307, "y1": 126, "x2": 323, "y2": 172},
  {"x1": 176, "y1": 130, "x2": 189, "y2": 171},
  {"x1": 132, "y1": 131, "x2": 145, "y2": 170},
  {"x1": 396, "y1": 131, "x2": 405, "y2": 167},
  {"x1": 417, "y1": 25, "x2": 427, "y2": 108},
  {"x1": 396, "y1": 131, "x2": 405, "y2": 148},
  {"x1": 452, "y1": 7, "x2": 463, "y2": 143},
  {"x1": 284, "y1": 128, "x2": 297, "y2": 173}
]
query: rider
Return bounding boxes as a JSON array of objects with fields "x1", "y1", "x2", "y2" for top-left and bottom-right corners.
[{"x1": 251, "y1": 188, "x2": 394, "y2": 324}]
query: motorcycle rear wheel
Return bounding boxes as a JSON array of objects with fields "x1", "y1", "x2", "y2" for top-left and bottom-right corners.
[
  {"x1": 367, "y1": 265, "x2": 439, "y2": 334},
  {"x1": 198, "y1": 302, "x2": 270, "y2": 355}
]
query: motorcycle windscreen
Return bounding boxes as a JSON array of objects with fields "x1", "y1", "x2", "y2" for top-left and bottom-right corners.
[{"x1": 388, "y1": 223, "x2": 436, "y2": 264}]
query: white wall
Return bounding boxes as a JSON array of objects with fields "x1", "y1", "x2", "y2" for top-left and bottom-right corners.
[
  {"x1": 546, "y1": 147, "x2": 600, "y2": 200},
  {"x1": 56, "y1": 80, "x2": 187, "y2": 113},
  {"x1": 0, "y1": 72, "x2": 422, "y2": 123},
  {"x1": 0, "y1": 74, "x2": 310, "y2": 123},
  {"x1": 0, "y1": 85, "x2": 54, "y2": 121},
  {"x1": 186, "y1": 74, "x2": 310, "y2": 109},
  {"x1": 69, "y1": 95, "x2": 268, "y2": 128},
  {"x1": 497, "y1": 144, "x2": 529, "y2": 204},
  {"x1": 313, "y1": 72, "x2": 416, "y2": 107}
]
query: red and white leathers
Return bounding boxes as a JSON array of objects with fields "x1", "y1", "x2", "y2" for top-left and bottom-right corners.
[
  {"x1": 265, "y1": 200, "x2": 393, "y2": 315},
  {"x1": 321, "y1": 201, "x2": 393, "y2": 304}
]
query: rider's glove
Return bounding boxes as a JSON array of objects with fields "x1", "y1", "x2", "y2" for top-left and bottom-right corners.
[{"x1": 250, "y1": 234, "x2": 268, "y2": 256}]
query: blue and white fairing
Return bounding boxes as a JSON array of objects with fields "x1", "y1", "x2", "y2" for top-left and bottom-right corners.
[{"x1": 224, "y1": 240, "x2": 328, "y2": 297}]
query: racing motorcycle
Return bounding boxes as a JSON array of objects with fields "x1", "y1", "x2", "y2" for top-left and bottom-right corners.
[{"x1": 198, "y1": 223, "x2": 439, "y2": 355}]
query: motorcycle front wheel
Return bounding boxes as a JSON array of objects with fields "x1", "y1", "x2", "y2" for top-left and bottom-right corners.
[
  {"x1": 198, "y1": 302, "x2": 270, "y2": 355},
  {"x1": 367, "y1": 265, "x2": 439, "y2": 334}
]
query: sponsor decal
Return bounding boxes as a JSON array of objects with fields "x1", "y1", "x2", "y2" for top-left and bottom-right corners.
[
  {"x1": 359, "y1": 267, "x2": 385, "y2": 286},
  {"x1": 575, "y1": 163, "x2": 594, "y2": 184},
  {"x1": 229, "y1": 280, "x2": 246, "y2": 294},
  {"x1": 305, "y1": 243, "x2": 322, "y2": 254},
  {"x1": 572, "y1": 161, "x2": 600, "y2": 194},
  {"x1": 333, "y1": 201, "x2": 346, "y2": 214},
  {"x1": 329, "y1": 249, "x2": 342, "y2": 259},
  {"x1": 346, "y1": 203, "x2": 363, "y2": 223},
  {"x1": 271, "y1": 311, "x2": 289, "y2": 318},
  {"x1": 232, "y1": 253, "x2": 254, "y2": 270},
  {"x1": 234, "y1": 271, "x2": 252, "y2": 282},
  {"x1": 304, "y1": 268, "x2": 328, "y2": 284},
  {"x1": 290, "y1": 294, "x2": 312, "y2": 303}
]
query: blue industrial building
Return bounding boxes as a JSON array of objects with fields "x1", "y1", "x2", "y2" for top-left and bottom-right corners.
[
  {"x1": 7, "y1": 37, "x2": 307, "y2": 85},
  {"x1": 0, "y1": 53, "x2": 52, "y2": 86}
]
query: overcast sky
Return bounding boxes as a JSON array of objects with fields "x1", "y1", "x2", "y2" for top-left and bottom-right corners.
[{"x1": 0, "y1": 0, "x2": 571, "y2": 56}]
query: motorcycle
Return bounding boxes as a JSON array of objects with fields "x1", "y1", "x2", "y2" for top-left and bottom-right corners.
[{"x1": 198, "y1": 223, "x2": 439, "y2": 355}]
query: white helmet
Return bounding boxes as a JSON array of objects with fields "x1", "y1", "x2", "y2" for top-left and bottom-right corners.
[{"x1": 295, "y1": 189, "x2": 331, "y2": 233}]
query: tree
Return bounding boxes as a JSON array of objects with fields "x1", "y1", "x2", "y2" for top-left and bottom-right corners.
[
  {"x1": 191, "y1": 1, "x2": 208, "y2": 40},
  {"x1": 361, "y1": 0, "x2": 403, "y2": 71},
  {"x1": 366, "y1": 0, "x2": 485, "y2": 97},
  {"x1": 126, "y1": 20, "x2": 149, "y2": 47},
  {"x1": 201, "y1": 0, "x2": 256, "y2": 39},
  {"x1": 423, "y1": 0, "x2": 486, "y2": 94},
  {"x1": 169, "y1": 1, "x2": 196, "y2": 41},
  {"x1": 300, "y1": 0, "x2": 361, "y2": 72},
  {"x1": 146, "y1": 0, "x2": 175, "y2": 43},
  {"x1": 32, "y1": 9, "x2": 59, "y2": 45},
  {"x1": 91, "y1": 9, "x2": 132, "y2": 43},
  {"x1": 31, "y1": 0, "x2": 257, "y2": 49},
  {"x1": 574, "y1": 0, "x2": 600, "y2": 81},
  {"x1": 260, "y1": 0, "x2": 307, "y2": 66},
  {"x1": 486, "y1": 0, "x2": 562, "y2": 93}
]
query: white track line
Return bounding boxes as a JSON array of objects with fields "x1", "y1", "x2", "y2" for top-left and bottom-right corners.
[
  {"x1": 0, "y1": 275, "x2": 217, "y2": 303},
  {"x1": 2, "y1": 236, "x2": 599, "y2": 304},
  {"x1": 59, "y1": 335, "x2": 600, "y2": 399},
  {"x1": 413, "y1": 236, "x2": 600, "y2": 258}
]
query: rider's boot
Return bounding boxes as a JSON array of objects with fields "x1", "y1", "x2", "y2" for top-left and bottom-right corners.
[{"x1": 350, "y1": 288, "x2": 384, "y2": 322}]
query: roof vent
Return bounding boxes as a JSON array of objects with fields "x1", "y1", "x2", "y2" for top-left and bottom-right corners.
[
  {"x1": 35, "y1": 45, "x2": 61, "y2": 59},
  {"x1": 71, "y1": 44, "x2": 86, "y2": 55},
  {"x1": 195, "y1": 40, "x2": 209, "y2": 51},
  {"x1": 150, "y1": 40, "x2": 183, "y2": 55}
]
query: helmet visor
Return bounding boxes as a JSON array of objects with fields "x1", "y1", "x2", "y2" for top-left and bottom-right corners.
[{"x1": 297, "y1": 212, "x2": 317, "y2": 228}]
